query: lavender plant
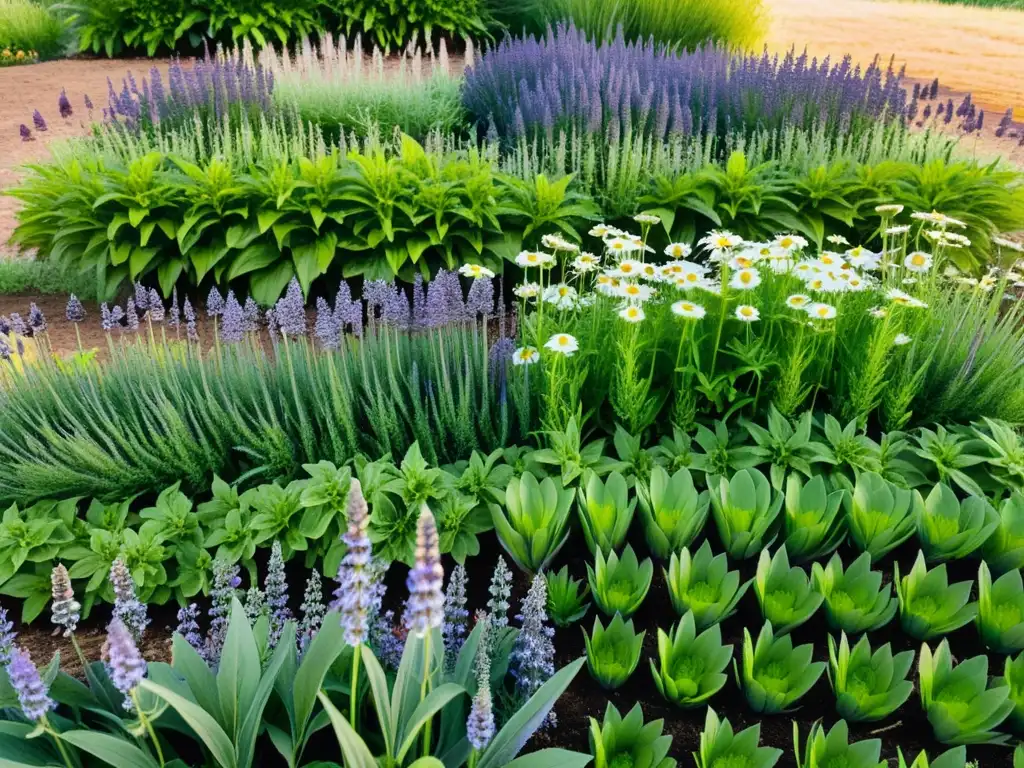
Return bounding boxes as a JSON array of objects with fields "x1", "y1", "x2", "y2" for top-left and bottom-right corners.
[
  {"x1": 265, "y1": 540, "x2": 291, "y2": 649},
  {"x1": 110, "y1": 558, "x2": 148, "y2": 640},
  {"x1": 511, "y1": 574, "x2": 556, "y2": 720}
]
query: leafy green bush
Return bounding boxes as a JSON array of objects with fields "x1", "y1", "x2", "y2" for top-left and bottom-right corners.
[
  {"x1": 708, "y1": 468, "x2": 782, "y2": 560},
  {"x1": 663, "y1": 541, "x2": 749, "y2": 629},
  {"x1": 0, "y1": 258, "x2": 97, "y2": 299},
  {"x1": 331, "y1": 0, "x2": 489, "y2": 49},
  {"x1": 576, "y1": 469, "x2": 635, "y2": 556},
  {"x1": 782, "y1": 473, "x2": 846, "y2": 563},
  {"x1": 981, "y1": 491, "x2": 1024, "y2": 573},
  {"x1": 583, "y1": 613, "x2": 644, "y2": 690},
  {"x1": 693, "y1": 708, "x2": 782, "y2": 768},
  {"x1": 753, "y1": 545, "x2": 822, "y2": 635},
  {"x1": 977, "y1": 561, "x2": 1024, "y2": 654},
  {"x1": 827, "y1": 632, "x2": 914, "y2": 723},
  {"x1": 636, "y1": 466, "x2": 709, "y2": 559},
  {"x1": 587, "y1": 544, "x2": 652, "y2": 618},
  {"x1": 588, "y1": 702, "x2": 675, "y2": 768},
  {"x1": 545, "y1": 565, "x2": 590, "y2": 627},
  {"x1": 811, "y1": 552, "x2": 897, "y2": 634},
  {"x1": 842, "y1": 471, "x2": 918, "y2": 562},
  {"x1": 735, "y1": 621, "x2": 825, "y2": 714},
  {"x1": 649, "y1": 611, "x2": 732, "y2": 709},
  {"x1": 0, "y1": 0, "x2": 67, "y2": 59},
  {"x1": 490, "y1": 471, "x2": 573, "y2": 575},
  {"x1": 896, "y1": 748, "x2": 968, "y2": 768},
  {"x1": 916, "y1": 482, "x2": 999, "y2": 563},
  {"x1": 793, "y1": 720, "x2": 884, "y2": 768},
  {"x1": 896, "y1": 552, "x2": 977, "y2": 641},
  {"x1": 1001, "y1": 651, "x2": 1024, "y2": 733}
]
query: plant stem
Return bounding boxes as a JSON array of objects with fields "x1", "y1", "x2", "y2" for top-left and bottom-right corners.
[
  {"x1": 43, "y1": 717, "x2": 75, "y2": 768},
  {"x1": 421, "y1": 632, "x2": 432, "y2": 758},
  {"x1": 350, "y1": 643, "x2": 361, "y2": 730},
  {"x1": 69, "y1": 633, "x2": 88, "y2": 672},
  {"x1": 132, "y1": 691, "x2": 166, "y2": 767}
]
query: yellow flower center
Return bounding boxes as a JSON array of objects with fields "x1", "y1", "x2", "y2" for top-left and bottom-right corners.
[
  {"x1": 912, "y1": 254, "x2": 926, "y2": 266},
  {"x1": 557, "y1": 335, "x2": 569, "y2": 345}
]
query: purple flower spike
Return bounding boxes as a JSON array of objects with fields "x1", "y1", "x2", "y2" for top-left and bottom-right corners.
[
  {"x1": 0, "y1": 607, "x2": 15, "y2": 665},
  {"x1": 125, "y1": 299, "x2": 140, "y2": 331},
  {"x1": 298, "y1": 571, "x2": 326, "y2": 653},
  {"x1": 134, "y1": 282, "x2": 149, "y2": 312},
  {"x1": 333, "y1": 479, "x2": 374, "y2": 646},
  {"x1": 103, "y1": 618, "x2": 147, "y2": 710},
  {"x1": 19, "y1": 124, "x2": 32, "y2": 142},
  {"x1": 242, "y1": 297, "x2": 260, "y2": 333},
  {"x1": 50, "y1": 564, "x2": 80, "y2": 637},
  {"x1": 58, "y1": 90, "x2": 73, "y2": 120},
  {"x1": 220, "y1": 290, "x2": 244, "y2": 344},
  {"x1": 265, "y1": 541, "x2": 291, "y2": 649},
  {"x1": 275, "y1": 279, "x2": 306, "y2": 337},
  {"x1": 404, "y1": 505, "x2": 444, "y2": 638},
  {"x1": 32, "y1": 110, "x2": 47, "y2": 132},
  {"x1": 442, "y1": 564, "x2": 469, "y2": 669},
  {"x1": 183, "y1": 298, "x2": 198, "y2": 342},
  {"x1": 467, "y1": 638, "x2": 495, "y2": 752},
  {"x1": 9, "y1": 313, "x2": 26, "y2": 336},
  {"x1": 66, "y1": 295, "x2": 86, "y2": 324},
  {"x1": 205, "y1": 559, "x2": 240, "y2": 666},
  {"x1": 511, "y1": 574, "x2": 555, "y2": 706},
  {"x1": 84, "y1": 94, "x2": 94, "y2": 111},
  {"x1": 110, "y1": 558, "x2": 149, "y2": 640},
  {"x1": 314, "y1": 297, "x2": 340, "y2": 349},
  {"x1": 206, "y1": 287, "x2": 224, "y2": 317},
  {"x1": 6, "y1": 647, "x2": 54, "y2": 721},
  {"x1": 27, "y1": 303, "x2": 46, "y2": 335},
  {"x1": 175, "y1": 603, "x2": 203, "y2": 653},
  {"x1": 148, "y1": 289, "x2": 165, "y2": 322}
]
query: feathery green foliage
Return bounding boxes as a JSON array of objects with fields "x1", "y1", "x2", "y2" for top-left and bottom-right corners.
[
  {"x1": 827, "y1": 632, "x2": 914, "y2": 723},
  {"x1": 663, "y1": 540, "x2": 750, "y2": 629},
  {"x1": 0, "y1": 0, "x2": 67, "y2": 59}
]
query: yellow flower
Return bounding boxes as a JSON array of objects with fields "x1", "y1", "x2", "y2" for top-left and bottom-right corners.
[{"x1": 15, "y1": 50, "x2": 25, "y2": 60}]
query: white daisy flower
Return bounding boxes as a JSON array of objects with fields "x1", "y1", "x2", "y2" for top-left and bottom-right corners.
[
  {"x1": 786, "y1": 294, "x2": 811, "y2": 309},
  {"x1": 826, "y1": 234, "x2": 850, "y2": 246},
  {"x1": 773, "y1": 234, "x2": 808, "y2": 252},
  {"x1": 994, "y1": 236, "x2": 1024, "y2": 253},
  {"x1": 806, "y1": 302, "x2": 837, "y2": 320},
  {"x1": 979, "y1": 275, "x2": 998, "y2": 292},
  {"x1": 542, "y1": 283, "x2": 578, "y2": 310},
  {"x1": 664, "y1": 242, "x2": 693, "y2": 259},
  {"x1": 618, "y1": 282, "x2": 656, "y2": 304},
  {"x1": 514, "y1": 282, "x2": 541, "y2": 299},
  {"x1": 541, "y1": 234, "x2": 579, "y2": 253},
  {"x1": 768, "y1": 258, "x2": 796, "y2": 274},
  {"x1": 911, "y1": 211, "x2": 966, "y2": 229},
  {"x1": 589, "y1": 224, "x2": 613, "y2": 238},
  {"x1": 629, "y1": 235, "x2": 655, "y2": 254},
  {"x1": 595, "y1": 275, "x2": 621, "y2": 296},
  {"x1": 515, "y1": 251, "x2": 544, "y2": 268},
  {"x1": 618, "y1": 305, "x2": 646, "y2": 323},
  {"x1": 512, "y1": 346, "x2": 539, "y2": 365},
  {"x1": 729, "y1": 268, "x2": 762, "y2": 290},
  {"x1": 885, "y1": 225, "x2": 911, "y2": 236},
  {"x1": 638, "y1": 263, "x2": 662, "y2": 282},
  {"x1": 633, "y1": 213, "x2": 660, "y2": 225},
  {"x1": 610, "y1": 259, "x2": 645, "y2": 278},
  {"x1": 735, "y1": 305, "x2": 760, "y2": 322},
  {"x1": 729, "y1": 254, "x2": 758, "y2": 269},
  {"x1": 875, "y1": 204, "x2": 905, "y2": 216},
  {"x1": 893, "y1": 333, "x2": 912, "y2": 346},
  {"x1": 846, "y1": 275, "x2": 868, "y2": 291},
  {"x1": 544, "y1": 333, "x2": 578, "y2": 356},
  {"x1": 459, "y1": 264, "x2": 495, "y2": 279},
  {"x1": 904, "y1": 252, "x2": 933, "y2": 273},
  {"x1": 943, "y1": 265, "x2": 961, "y2": 278},
  {"x1": 572, "y1": 253, "x2": 601, "y2": 273},
  {"x1": 671, "y1": 300, "x2": 706, "y2": 319},
  {"x1": 605, "y1": 237, "x2": 641, "y2": 256},
  {"x1": 699, "y1": 230, "x2": 744, "y2": 253}
]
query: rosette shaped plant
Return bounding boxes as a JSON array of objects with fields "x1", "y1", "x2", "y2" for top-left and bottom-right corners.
[
  {"x1": 709, "y1": 469, "x2": 783, "y2": 560},
  {"x1": 977, "y1": 561, "x2": 1024, "y2": 654},
  {"x1": 916, "y1": 483, "x2": 998, "y2": 563},
  {"x1": 735, "y1": 622, "x2": 825, "y2": 714},
  {"x1": 895, "y1": 552, "x2": 977, "y2": 641},
  {"x1": 693, "y1": 707, "x2": 782, "y2": 768},
  {"x1": 546, "y1": 566, "x2": 590, "y2": 627},
  {"x1": 843, "y1": 471, "x2": 919, "y2": 562},
  {"x1": 754, "y1": 546, "x2": 823, "y2": 635},
  {"x1": 587, "y1": 545, "x2": 653, "y2": 618},
  {"x1": 637, "y1": 466, "x2": 710, "y2": 560},
  {"x1": 783, "y1": 474, "x2": 846, "y2": 563},
  {"x1": 919, "y1": 638, "x2": 1013, "y2": 745},
  {"x1": 827, "y1": 632, "x2": 914, "y2": 722},
  {"x1": 812, "y1": 552, "x2": 897, "y2": 634},
  {"x1": 895, "y1": 747, "x2": 968, "y2": 768},
  {"x1": 649, "y1": 611, "x2": 733, "y2": 709},
  {"x1": 999, "y1": 651, "x2": 1024, "y2": 732},
  {"x1": 664, "y1": 541, "x2": 751, "y2": 630},
  {"x1": 588, "y1": 702, "x2": 675, "y2": 768},
  {"x1": 583, "y1": 613, "x2": 645, "y2": 690},
  {"x1": 793, "y1": 720, "x2": 885, "y2": 768},
  {"x1": 981, "y1": 491, "x2": 1024, "y2": 574},
  {"x1": 490, "y1": 471, "x2": 573, "y2": 574},
  {"x1": 577, "y1": 470, "x2": 636, "y2": 556}
]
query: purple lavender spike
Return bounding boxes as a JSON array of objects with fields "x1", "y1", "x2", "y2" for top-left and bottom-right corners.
[{"x1": 220, "y1": 291, "x2": 244, "y2": 344}]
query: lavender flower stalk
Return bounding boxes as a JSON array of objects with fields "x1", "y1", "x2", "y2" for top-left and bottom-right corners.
[
  {"x1": 265, "y1": 541, "x2": 291, "y2": 649},
  {"x1": 0, "y1": 607, "x2": 15, "y2": 665},
  {"x1": 511, "y1": 574, "x2": 556, "y2": 726},
  {"x1": 487, "y1": 557, "x2": 512, "y2": 629},
  {"x1": 103, "y1": 618, "x2": 147, "y2": 711},
  {"x1": 175, "y1": 603, "x2": 203, "y2": 653},
  {"x1": 220, "y1": 290, "x2": 245, "y2": 345},
  {"x1": 134, "y1": 282, "x2": 150, "y2": 312},
  {"x1": 205, "y1": 559, "x2": 240, "y2": 666},
  {"x1": 6, "y1": 647, "x2": 54, "y2": 721},
  {"x1": 50, "y1": 564, "x2": 80, "y2": 637},
  {"x1": 244, "y1": 586, "x2": 266, "y2": 625},
  {"x1": 442, "y1": 564, "x2": 469, "y2": 671},
  {"x1": 467, "y1": 617, "x2": 495, "y2": 757},
  {"x1": 125, "y1": 298, "x2": 140, "y2": 331},
  {"x1": 65, "y1": 294, "x2": 86, "y2": 323},
  {"x1": 407, "y1": 504, "x2": 445, "y2": 755},
  {"x1": 110, "y1": 558, "x2": 149, "y2": 640},
  {"x1": 168, "y1": 288, "x2": 181, "y2": 333},
  {"x1": 298, "y1": 571, "x2": 326, "y2": 653},
  {"x1": 184, "y1": 298, "x2": 198, "y2": 342},
  {"x1": 148, "y1": 289, "x2": 165, "y2": 322},
  {"x1": 206, "y1": 287, "x2": 224, "y2": 317},
  {"x1": 27, "y1": 303, "x2": 46, "y2": 335},
  {"x1": 275, "y1": 278, "x2": 307, "y2": 337}
]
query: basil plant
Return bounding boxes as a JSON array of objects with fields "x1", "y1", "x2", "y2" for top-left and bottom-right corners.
[
  {"x1": 811, "y1": 551, "x2": 897, "y2": 634},
  {"x1": 490, "y1": 471, "x2": 574, "y2": 574},
  {"x1": 827, "y1": 632, "x2": 914, "y2": 722},
  {"x1": 793, "y1": 719, "x2": 885, "y2": 768},
  {"x1": 754, "y1": 545, "x2": 823, "y2": 635},
  {"x1": 783, "y1": 474, "x2": 846, "y2": 563},
  {"x1": 916, "y1": 482, "x2": 998, "y2": 563},
  {"x1": 587, "y1": 544, "x2": 653, "y2": 618},
  {"x1": 577, "y1": 470, "x2": 636, "y2": 556},
  {"x1": 583, "y1": 613, "x2": 645, "y2": 690},
  {"x1": 588, "y1": 702, "x2": 675, "y2": 768},
  {"x1": 708, "y1": 468, "x2": 783, "y2": 560},
  {"x1": 664, "y1": 541, "x2": 750, "y2": 630},
  {"x1": 981, "y1": 491, "x2": 1024, "y2": 574},
  {"x1": 693, "y1": 708, "x2": 782, "y2": 768},
  {"x1": 649, "y1": 611, "x2": 733, "y2": 709},
  {"x1": 735, "y1": 622, "x2": 825, "y2": 714},
  {"x1": 977, "y1": 560, "x2": 1024, "y2": 654},
  {"x1": 919, "y1": 638, "x2": 1013, "y2": 745},
  {"x1": 842, "y1": 471, "x2": 918, "y2": 562},
  {"x1": 895, "y1": 551, "x2": 977, "y2": 641},
  {"x1": 636, "y1": 466, "x2": 710, "y2": 560}
]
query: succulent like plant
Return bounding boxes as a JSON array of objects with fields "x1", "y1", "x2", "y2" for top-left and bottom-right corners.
[
  {"x1": 708, "y1": 468, "x2": 783, "y2": 560},
  {"x1": 587, "y1": 544, "x2": 653, "y2": 618},
  {"x1": 649, "y1": 611, "x2": 733, "y2": 709},
  {"x1": 895, "y1": 551, "x2": 977, "y2": 641},
  {"x1": 981, "y1": 491, "x2": 1024, "y2": 574},
  {"x1": 636, "y1": 466, "x2": 710, "y2": 560},
  {"x1": 998, "y1": 651, "x2": 1024, "y2": 732},
  {"x1": 919, "y1": 638, "x2": 1013, "y2": 745},
  {"x1": 735, "y1": 621, "x2": 826, "y2": 714},
  {"x1": 490, "y1": 471, "x2": 574, "y2": 574},
  {"x1": 583, "y1": 613, "x2": 645, "y2": 690},
  {"x1": 783, "y1": 474, "x2": 846, "y2": 563},
  {"x1": 977, "y1": 561, "x2": 1024, "y2": 654},
  {"x1": 692, "y1": 707, "x2": 782, "y2": 768},
  {"x1": 588, "y1": 702, "x2": 676, "y2": 768},
  {"x1": 827, "y1": 631, "x2": 914, "y2": 722},
  {"x1": 916, "y1": 482, "x2": 999, "y2": 563},
  {"x1": 663, "y1": 541, "x2": 750, "y2": 630},
  {"x1": 842, "y1": 471, "x2": 919, "y2": 562},
  {"x1": 895, "y1": 747, "x2": 968, "y2": 768},
  {"x1": 793, "y1": 719, "x2": 885, "y2": 768},
  {"x1": 754, "y1": 545, "x2": 823, "y2": 635},
  {"x1": 577, "y1": 470, "x2": 636, "y2": 556},
  {"x1": 811, "y1": 551, "x2": 897, "y2": 634},
  {"x1": 545, "y1": 565, "x2": 590, "y2": 627}
]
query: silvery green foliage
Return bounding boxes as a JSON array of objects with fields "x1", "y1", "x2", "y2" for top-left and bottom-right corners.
[
  {"x1": 587, "y1": 544, "x2": 653, "y2": 618},
  {"x1": 794, "y1": 720, "x2": 884, "y2": 768},
  {"x1": 708, "y1": 468, "x2": 783, "y2": 560},
  {"x1": 650, "y1": 611, "x2": 732, "y2": 709},
  {"x1": 842, "y1": 471, "x2": 919, "y2": 562},
  {"x1": 811, "y1": 552, "x2": 897, "y2": 634},
  {"x1": 753, "y1": 545, "x2": 822, "y2": 635},
  {"x1": 976, "y1": 561, "x2": 1024, "y2": 654},
  {"x1": 827, "y1": 632, "x2": 914, "y2": 723},
  {"x1": 782, "y1": 474, "x2": 846, "y2": 563},
  {"x1": 916, "y1": 483, "x2": 998, "y2": 563},
  {"x1": 895, "y1": 552, "x2": 977, "y2": 641},
  {"x1": 919, "y1": 638, "x2": 1013, "y2": 745},
  {"x1": 980, "y1": 492, "x2": 1024, "y2": 573},
  {"x1": 664, "y1": 540, "x2": 750, "y2": 630},
  {"x1": 583, "y1": 613, "x2": 644, "y2": 691},
  {"x1": 693, "y1": 707, "x2": 782, "y2": 768},
  {"x1": 637, "y1": 465, "x2": 710, "y2": 560},
  {"x1": 736, "y1": 621, "x2": 825, "y2": 714},
  {"x1": 587, "y1": 702, "x2": 675, "y2": 768},
  {"x1": 487, "y1": 556, "x2": 513, "y2": 628}
]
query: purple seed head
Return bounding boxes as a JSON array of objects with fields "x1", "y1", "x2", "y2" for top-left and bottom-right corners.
[
  {"x1": 275, "y1": 279, "x2": 307, "y2": 337},
  {"x1": 205, "y1": 559, "x2": 241, "y2": 666},
  {"x1": 9, "y1": 313, "x2": 26, "y2": 336},
  {"x1": 184, "y1": 298, "x2": 198, "y2": 342},
  {"x1": 168, "y1": 288, "x2": 180, "y2": 329},
  {"x1": 314, "y1": 296, "x2": 340, "y2": 349},
  {"x1": 84, "y1": 94, "x2": 94, "y2": 111},
  {"x1": 442, "y1": 564, "x2": 469, "y2": 664},
  {"x1": 242, "y1": 297, "x2": 260, "y2": 333},
  {"x1": 134, "y1": 282, "x2": 149, "y2": 312},
  {"x1": 298, "y1": 571, "x2": 326, "y2": 653}
]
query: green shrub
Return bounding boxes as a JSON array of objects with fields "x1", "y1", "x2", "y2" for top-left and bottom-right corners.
[
  {"x1": 793, "y1": 720, "x2": 885, "y2": 768},
  {"x1": 782, "y1": 473, "x2": 846, "y2": 563},
  {"x1": 576, "y1": 469, "x2": 635, "y2": 556},
  {"x1": 811, "y1": 552, "x2": 897, "y2": 634},
  {"x1": 735, "y1": 621, "x2": 825, "y2": 714},
  {"x1": 0, "y1": 0, "x2": 67, "y2": 59},
  {"x1": 636, "y1": 465, "x2": 709, "y2": 559},
  {"x1": 545, "y1": 565, "x2": 590, "y2": 627},
  {"x1": 842, "y1": 471, "x2": 918, "y2": 562},
  {"x1": 664, "y1": 541, "x2": 749, "y2": 630},
  {"x1": 587, "y1": 544, "x2": 652, "y2": 618},
  {"x1": 753, "y1": 545, "x2": 822, "y2": 635},
  {"x1": 331, "y1": 0, "x2": 489, "y2": 49},
  {"x1": 693, "y1": 708, "x2": 782, "y2": 768},
  {"x1": 980, "y1": 491, "x2": 1024, "y2": 573},
  {"x1": 588, "y1": 702, "x2": 675, "y2": 768},
  {"x1": 977, "y1": 561, "x2": 1024, "y2": 654},
  {"x1": 827, "y1": 632, "x2": 914, "y2": 723},
  {"x1": 0, "y1": 258, "x2": 97, "y2": 299},
  {"x1": 708, "y1": 468, "x2": 782, "y2": 560},
  {"x1": 583, "y1": 613, "x2": 644, "y2": 690},
  {"x1": 650, "y1": 611, "x2": 732, "y2": 709},
  {"x1": 896, "y1": 552, "x2": 977, "y2": 641},
  {"x1": 490, "y1": 471, "x2": 574, "y2": 575},
  {"x1": 916, "y1": 482, "x2": 999, "y2": 563}
]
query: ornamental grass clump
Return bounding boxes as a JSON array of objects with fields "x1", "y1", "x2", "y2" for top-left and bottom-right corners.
[
  {"x1": 649, "y1": 611, "x2": 733, "y2": 709},
  {"x1": 664, "y1": 541, "x2": 750, "y2": 629},
  {"x1": 583, "y1": 613, "x2": 645, "y2": 690},
  {"x1": 827, "y1": 632, "x2": 914, "y2": 722},
  {"x1": 981, "y1": 491, "x2": 1024, "y2": 573},
  {"x1": 491, "y1": 471, "x2": 574, "y2": 574},
  {"x1": 587, "y1": 544, "x2": 653, "y2": 618},
  {"x1": 636, "y1": 466, "x2": 710, "y2": 559},
  {"x1": 708, "y1": 468, "x2": 783, "y2": 560},
  {"x1": 546, "y1": 565, "x2": 590, "y2": 627},
  {"x1": 896, "y1": 552, "x2": 977, "y2": 641},
  {"x1": 577, "y1": 469, "x2": 636, "y2": 556},
  {"x1": 811, "y1": 552, "x2": 897, "y2": 634},
  {"x1": 735, "y1": 621, "x2": 825, "y2": 714},
  {"x1": 843, "y1": 471, "x2": 919, "y2": 562},
  {"x1": 754, "y1": 545, "x2": 823, "y2": 635},
  {"x1": 977, "y1": 561, "x2": 1024, "y2": 654},
  {"x1": 793, "y1": 719, "x2": 885, "y2": 768},
  {"x1": 693, "y1": 707, "x2": 782, "y2": 768},
  {"x1": 783, "y1": 474, "x2": 846, "y2": 563},
  {"x1": 916, "y1": 483, "x2": 998, "y2": 563},
  {"x1": 918, "y1": 638, "x2": 1013, "y2": 745},
  {"x1": 588, "y1": 702, "x2": 675, "y2": 768}
]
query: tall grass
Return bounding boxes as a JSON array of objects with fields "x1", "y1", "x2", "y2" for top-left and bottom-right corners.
[{"x1": 0, "y1": 0, "x2": 68, "y2": 59}]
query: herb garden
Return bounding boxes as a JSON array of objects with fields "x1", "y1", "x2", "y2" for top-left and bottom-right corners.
[{"x1": 2, "y1": 1, "x2": 1024, "y2": 766}]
